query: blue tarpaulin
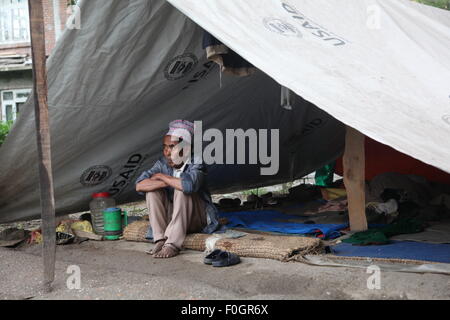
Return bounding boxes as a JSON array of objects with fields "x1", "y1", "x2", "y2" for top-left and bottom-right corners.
[
  {"x1": 332, "y1": 241, "x2": 450, "y2": 263},
  {"x1": 219, "y1": 210, "x2": 348, "y2": 239}
]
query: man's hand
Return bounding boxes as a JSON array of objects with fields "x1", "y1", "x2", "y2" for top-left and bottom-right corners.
[
  {"x1": 151, "y1": 173, "x2": 183, "y2": 192},
  {"x1": 136, "y1": 178, "x2": 168, "y2": 193},
  {"x1": 150, "y1": 173, "x2": 168, "y2": 181}
]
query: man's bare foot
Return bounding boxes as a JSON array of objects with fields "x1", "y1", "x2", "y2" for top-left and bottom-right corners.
[
  {"x1": 153, "y1": 244, "x2": 179, "y2": 258},
  {"x1": 146, "y1": 240, "x2": 165, "y2": 255}
]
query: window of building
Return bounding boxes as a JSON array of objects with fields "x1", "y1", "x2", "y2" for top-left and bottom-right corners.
[
  {"x1": 0, "y1": 0, "x2": 30, "y2": 45},
  {"x1": 1, "y1": 88, "x2": 31, "y2": 122}
]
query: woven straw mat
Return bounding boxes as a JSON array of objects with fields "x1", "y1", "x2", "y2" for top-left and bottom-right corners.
[{"x1": 123, "y1": 220, "x2": 323, "y2": 261}]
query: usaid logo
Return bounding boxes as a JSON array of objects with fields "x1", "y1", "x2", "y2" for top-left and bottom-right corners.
[
  {"x1": 279, "y1": 2, "x2": 347, "y2": 46},
  {"x1": 164, "y1": 53, "x2": 198, "y2": 81},
  {"x1": 80, "y1": 165, "x2": 112, "y2": 187},
  {"x1": 263, "y1": 18, "x2": 302, "y2": 37},
  {"x1": 108, "y1": 154, "x2": 147, "y2": 197}
]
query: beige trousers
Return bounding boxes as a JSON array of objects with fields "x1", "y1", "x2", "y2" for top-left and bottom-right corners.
[{"x1": 146, "y1": 189, "x2": 207, "y2": 250}]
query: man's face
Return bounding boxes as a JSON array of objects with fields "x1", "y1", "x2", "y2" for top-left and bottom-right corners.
[{"x1": 163, "y1": 135, "x2": 183, "y2": 168}]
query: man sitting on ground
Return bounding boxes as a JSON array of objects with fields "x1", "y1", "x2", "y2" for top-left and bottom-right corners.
[{"x1": 135, "y1": 120, "x2": 219, "y2": 258}]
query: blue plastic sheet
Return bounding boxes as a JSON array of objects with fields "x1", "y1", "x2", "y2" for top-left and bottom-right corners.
[
  {"x1": 219, "y1": 210, "x2": 348, "y2": 239},
  {"x1": 332, "y1": 241, "x2": 450, "y2": 263}
]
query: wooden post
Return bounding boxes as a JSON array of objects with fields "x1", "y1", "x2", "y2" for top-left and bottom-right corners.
[
  {"x1": 343, "y1": 126, "x2": 368, "y2": 232},
  {"x1": 28, "y1": 0, "x2": 56, "y2": 292}
]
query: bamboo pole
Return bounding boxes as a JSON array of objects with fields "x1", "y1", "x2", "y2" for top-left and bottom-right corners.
[{"x1": 28, "y1": 0, "x2": 56, "y2": 292}]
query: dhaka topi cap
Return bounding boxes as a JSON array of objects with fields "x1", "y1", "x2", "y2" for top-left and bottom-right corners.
[{"x1": 166, "y1": 120, "x2": 194, "y2": 144}]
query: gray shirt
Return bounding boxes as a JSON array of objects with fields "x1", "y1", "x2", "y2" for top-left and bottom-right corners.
[{"x1": 135, "y1": 157, "x2": 220, "y2": 235}]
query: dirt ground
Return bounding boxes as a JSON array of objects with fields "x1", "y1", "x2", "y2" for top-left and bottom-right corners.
[{"x1": 1, "y1": 240, "x2": 449, "y2": 300}]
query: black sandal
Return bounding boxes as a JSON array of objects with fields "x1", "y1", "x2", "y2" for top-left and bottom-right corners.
[
  {"x1": 212, "y1": 251, "x2": 241, "y2": 267},
  {"x1": 204, "y1": 249, "x2": 224, "y2": 265}
]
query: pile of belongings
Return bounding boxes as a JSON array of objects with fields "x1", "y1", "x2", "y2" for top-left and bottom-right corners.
[
  {"x1": 54, "y1": 216, "x2": 102, "y2": 244},
  {"x1": 288, "y1": 184, "x2": 323, "y2": 203},
  {"x1": 18, "y1": 215, "x2": 101, "y2": 246},
  {"x1": 216, "y1": 198, "x2": 242, "y2": 211},
  {"x1": 343, "y1": 172, "x2": 450, "y2": 245},
  {"x1": 0, "y1": 218, "x2": 97, "y2": 247},
  {"x1": 342, "y1": 218, "x2": 426, "y2": 245},
  {"x1": 0, "y1": 228, "x2": 30, "y2": 248},
  {"x1": 242, "y1": 193, "x2": 279, "y2": 209},
  {"x1": 215, "y1": 192, "x2": 280, "y2": 212},
  {"x1": 365, "y1": 173, "x2": 450, "y2": 223}
]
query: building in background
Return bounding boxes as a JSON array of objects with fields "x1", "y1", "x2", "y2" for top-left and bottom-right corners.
[{"x1": 0, "y1": 0, "x2": 70, "y2": 123}]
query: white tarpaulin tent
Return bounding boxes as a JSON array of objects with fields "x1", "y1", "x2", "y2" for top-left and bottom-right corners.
[
  {"x1": 0, "y1": 0, "x2": 449, "y2": 223},
  {"x1": 168, "y1": 0, "x2": 450, "y2": 168}
]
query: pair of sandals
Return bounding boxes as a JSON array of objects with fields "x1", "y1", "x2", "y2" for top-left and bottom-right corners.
[{"x1": 204, "y1": 249, "x2": 241, "y2": 267}]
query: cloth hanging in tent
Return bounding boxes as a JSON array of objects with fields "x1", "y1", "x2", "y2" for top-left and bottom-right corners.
[
  {"x1": 315, "y1": 162, "x2": 337, "y2": 187},
  {"x1": 202, "y1": 30, "x2": 257, "y2": 77},
  {"x1": 203, "y1": 31, "x2": 293, "y2": 110}
]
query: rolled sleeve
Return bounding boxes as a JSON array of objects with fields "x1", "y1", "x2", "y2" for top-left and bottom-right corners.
[
  {"x1": 135, "y1": 160, "x2": 163, "y2": 195},
  {"x1": 180, "y1": 163, "x2": 206, "y2": 195}
]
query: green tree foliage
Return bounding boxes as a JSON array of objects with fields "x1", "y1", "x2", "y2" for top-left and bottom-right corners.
[
  {"x1": 0, "y1": 121, "x2": 13, "y2": 147},
  {"x1": 412, "y1": 0, "x2": 450, "y2": 10}
]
